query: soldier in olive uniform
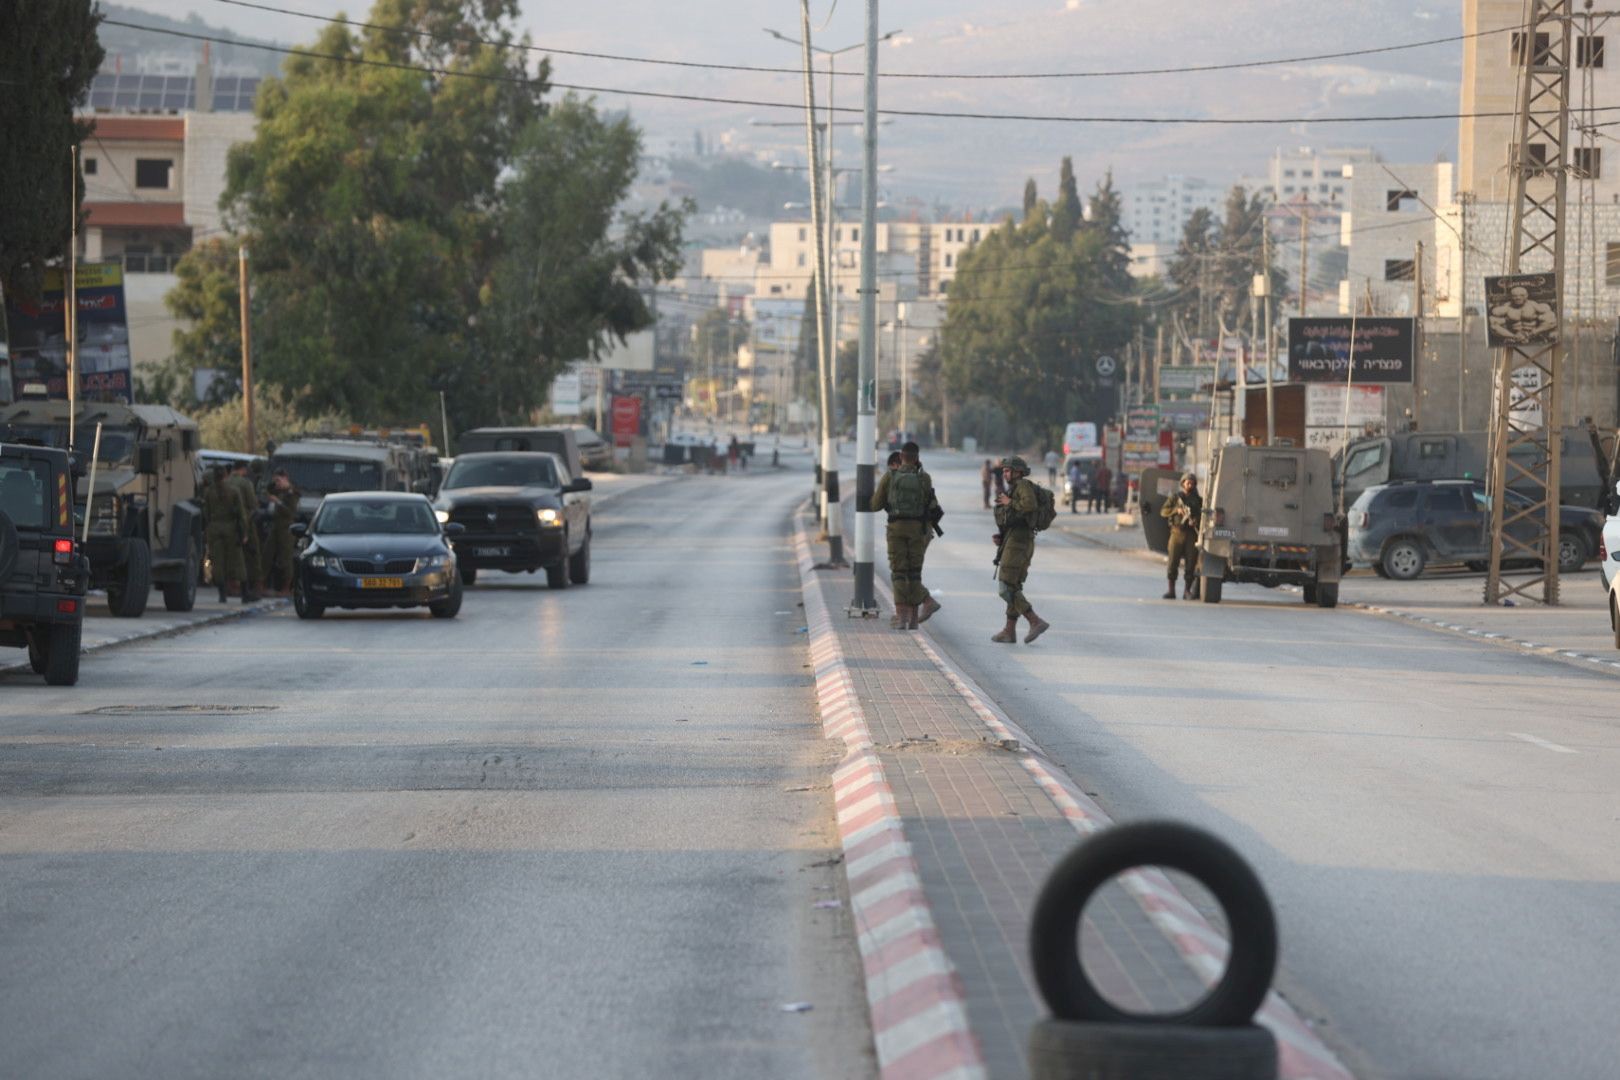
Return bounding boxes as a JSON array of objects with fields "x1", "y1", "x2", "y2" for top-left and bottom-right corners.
[
  {"x1": 203, "y1": 466, "x2": 248, "y2": 602},
  {"x1": 261, "y1": 468, "x2": 299, "y2": 595},
  {"x1": 991, "y1": 456, "x2": 1051, "y2": 643},
  {"x1": 1160, "y1": 472, "x2": 1203, "y2": 600},
  {"x1": 227, "y1": 461, "x2": 262, "y2": 601},
  {"x1": 872, "y1": 445, "x2": 941, "y2": 630}
]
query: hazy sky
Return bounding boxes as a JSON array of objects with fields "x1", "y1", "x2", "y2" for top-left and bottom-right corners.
[{"x1": 118, "y1": 0, "x2": 1465, "y2": 204}]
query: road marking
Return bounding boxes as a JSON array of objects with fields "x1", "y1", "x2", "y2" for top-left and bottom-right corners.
[{"x1": 1509, "y1": 732, "x2": 1579, "y2": 754}]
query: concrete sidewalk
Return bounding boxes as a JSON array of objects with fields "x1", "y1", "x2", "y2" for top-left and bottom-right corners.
[
  {"x1": 1055, "y1": 511, "x2": 1620, "y2": 676},
  {"x1": 795, "y1": 511, "x2": 1348, "y2": 1080}
]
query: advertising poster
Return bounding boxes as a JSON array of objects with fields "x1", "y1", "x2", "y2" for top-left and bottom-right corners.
[
  {"x1": 3, "y1": 263, "x2": 133, "y2": 403},
  {"x1": 1484, "y1": 273, "x2": 1559, "y2": 348},
  {"x1": 610, "y1": 394, "x2": 642, "y2": 447},
  {"x1": 1122, "y1": 405, "x2": 1161, "y2": 476},
  {"x1": 1304, "y1": 385, "x2": 1386, "y2": 454},
  {"x1": 1286, "y1": 318, "x2": 1414, "y2": 384}
]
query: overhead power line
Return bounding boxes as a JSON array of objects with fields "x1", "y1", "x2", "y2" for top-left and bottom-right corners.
[
  {"x1": 106, "y1": 20, "x2": 1577, "y2": 128},
  {"x1": 205, "y1": 0, "x2": 1519, "y2": 82}
]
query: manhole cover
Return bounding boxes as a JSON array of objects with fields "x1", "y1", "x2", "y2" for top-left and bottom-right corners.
[{"x1": 85, "y1": 704, "x2": 280, "y2": 716}]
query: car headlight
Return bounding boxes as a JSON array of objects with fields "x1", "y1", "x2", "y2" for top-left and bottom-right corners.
[
  {"x1": 536, "y1": 508, "x2": 561, "y2": 526},
  {"x1": 421, "y1": 554, "x2": 450, "y2": 569},
  {"x1": 307, "y1": 554, "x2": 340, "y2": 571},
  {"x1": 435, "y1": 508, "x2": 451, "y2": 524}
]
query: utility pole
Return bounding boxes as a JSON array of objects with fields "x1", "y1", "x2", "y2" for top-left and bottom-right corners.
[
  {"x1": 1297, "y1": 199, "x2": 1310, "y2": 317},
  {"x1": 849, "y1": 0, "x2": 880, "y2": 614},
  {"x1": 1263, "y1": 226, "x2": 1275, "y2": 445},
  {"x1": 1412, "y1": 240, "x2": 1424, "y2": 431},
  {"x1": 67, "y1": 145, "x2": 78, "y2": 452},
  {"x1": 1458, "y1": 191, "x2": 1470, "y2": 430},
  {"x1": 239, "y1": 246, "x2": 256, "y2": 454},
  {"x1": 1487, "y1": 0, "x2": 1570, "y2": 606},
  {"x1": 898, "y1": 303, "x2": 908, "y2": 435},
  {"x1": 1153, "y1": 324, "x2": 1165, "y2": 405}
]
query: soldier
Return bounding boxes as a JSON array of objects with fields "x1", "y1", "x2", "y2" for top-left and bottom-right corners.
[
  {"x1": 991, "y1": 456, "x2": 1051, "y2": 643},
  {"x1": 871, "y1": 443, "x2": 940, "y2": 630},
  {"x1": 203, "y1": 466, "x2": 248, "y2": 603},
  {"x1": 905, "y1": 441, "x2": 943, "y2": 626},
  {"x1": 226, "y1": 461, "x2": 263, "y2": 602},
  {"x1": 260, "y1": 467, "x2": 299, "y2": 596},
  {"x1": 1160, "y1": 472, "x2": 1203, "y2": 600},
  {"x1": 979, "y1": 458, "x2": 994, "y2": 509}
]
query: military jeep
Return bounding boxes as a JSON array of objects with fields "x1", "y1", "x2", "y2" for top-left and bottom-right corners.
[
  {"x1": 1198, "y1": 441, "x2": 1342, "y2": 608},
  {"x1": 0, "y1": 402, "x2": 204, "y2": 617},
  {"x1": 0, "y1": 442, "x2": 90, "y2": 684}
]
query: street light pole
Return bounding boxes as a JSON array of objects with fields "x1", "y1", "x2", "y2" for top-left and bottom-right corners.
[{"x1": 850, "y1": 0, "x2": 880, "y2": 614}]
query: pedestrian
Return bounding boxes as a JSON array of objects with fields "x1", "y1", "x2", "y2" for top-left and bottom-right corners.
[
  {"x1": 1160, "y1": 472, "x2": 1203, "y2": 600},
  {"x1": 260, "y1": 467, "x2": 299, "y2": 596},
  {"x1": 226, "y1": 461, "x2": 262, "y2": 601},
  {"x1": 1091, "y1": 463, "x2": 1112, "y2": 514},
  {"x1": 727, "y1": 435, "x2": 740, "y2": 472},
  {"x1": 905, "y1": 441, "x2": 943, "y2": 626},
  {"x1": 872, "y1": 443, "x2": 941, "y2": 630},
  {"x1": 1044, "y1": 447, "x2": 1061, "y2": 488},
  {"x1": 980, "y1": 458, "x2": 994, "y2": 509},
  {"x1": 203, "y1": 466, "x2": 248, "y2": 603},
  {"x1": 991, "y1": 456, "x2": 1050, "y2": 643},
  {"x1": 1066, "y1": 458, "x2": 1086, "y2": 514}
]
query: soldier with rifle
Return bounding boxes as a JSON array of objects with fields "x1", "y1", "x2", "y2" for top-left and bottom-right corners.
[
  {"x1": 991, "y1": 456, "x2": 1051, "y2": 644},
  {"x1": 872, "y1": 443, "x2": 942, "y2": 630}
]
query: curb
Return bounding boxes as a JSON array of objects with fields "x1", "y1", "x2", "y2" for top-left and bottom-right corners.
[
  {"x1": 0, "y1": 598, "x2": 291, "y2": 676},
  {"x1": 793, "y1": 522, "x2": 988, "y2": 1080}
]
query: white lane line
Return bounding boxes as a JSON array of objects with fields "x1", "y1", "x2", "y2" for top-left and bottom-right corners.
[{"x1": 1509, "y1": 732, "x2": 1579, "y2": 754}]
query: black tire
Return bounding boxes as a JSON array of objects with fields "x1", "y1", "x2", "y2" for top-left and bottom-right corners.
[
  {"x1": 1200, "y1": 576, "x2": 1222, "y2": 604},
  {"x1": 162, "y1": 539, "x2": 200, "y2": 612},
  {"x1": 42, "y1": 620, "x2": 81, "y2": 686},
  {"x1": 1380, "y1": 537, "x2": 1426, "y2": 581},
  {"x1": 1557, "y1": 530, "x2": 1588, "y2": 574},
  {"x1": 27, "y1": 632, "x2": 47, "y2": 674},
  {"x1": 106, "y1": 538, "x2": 152, "y2": 617},
  {"x1": 546, "y1": 532, "x2": 570, "y2": 589},
  {"x1": 1028, "y1": 1018, "x2": 1276, "y2": 1080},
  {"x1": 1316, "y1": 582, "x2": 1339, "y2": 609},
  {"x1": 1465, "y1": 560, "x2": 1489, "y2": 573},
  {"x1": 0, "y1": 511, "x2": 18, "y2": 584},
  {"x1": 1373, "y1": 562, "x2": 1390, "y2": 579},
  {"x1": 429, "y1": 578, "x2": 463, "y2": 619},
  {"x1": 1029, "y1": 821, "x2": 1277, "y2": 1027},
  {"x1": 459, "y1": 563, "x2": 477, "y2": 586},
  {"x1": 292, "y1": 578, "x2": 324, "y2": 620},
  {"x1": 1301, "y1": 582, "x2": 1317, "y2": 605},
  {"x1": 568, "y1": 533, "x2": 591, "y2": 585},
  {"x1": 1613, "y1": 593, "x2": 1620, "y2": 650}
]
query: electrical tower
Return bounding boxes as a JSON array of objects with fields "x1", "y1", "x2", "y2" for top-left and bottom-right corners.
[{"x1": 1486, "y1": 1, "x2": 1571, "y2": 606}]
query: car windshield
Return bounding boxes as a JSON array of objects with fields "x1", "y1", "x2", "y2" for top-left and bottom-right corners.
[
  {"x1": 0, "y1": 459, "x2": 53, "y2": 530},
  {"x1": 278, "y1": 456, "x2": 383, "y2": 495},
  {"x1": 313, "y1": 499, "x2": 437, "y2": 535},
  {"x1": 6, "y1": 424, "x2": 135, "y2": 465},
  {"x1": 443, "y1": 457, "x2": 558, "y2": 490}
]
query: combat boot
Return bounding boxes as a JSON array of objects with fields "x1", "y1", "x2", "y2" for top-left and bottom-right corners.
[
  {"x1": 1024, "y1": 611, "x2": 1051, "y2": 643},
  {"x1": 991, "y1": 619, "x2": 1018, "y2": 643},
  {"x1": 916, "y1": 597, "x2": 942, "y2": 624},
  {"x1": 1163, "y1": 580, "x2": 1176, "y2": 600},
  {"x1": 889, "y1": 610, "x2": 903, "y2": 629},
  {"x1": 905, "y1": 605, "x2": 921, "y2": 631},
  {"x1": 892, "y1": 604, "x2": 912, "y2": 630}
]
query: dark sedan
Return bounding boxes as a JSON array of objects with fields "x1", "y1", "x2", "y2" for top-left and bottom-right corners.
[
  {"x1": 431, "y1": 452, "x2": 591, "y2": 588},
  {"x1": 291, "y1": 492, "x2": 464, "y2": 619}
]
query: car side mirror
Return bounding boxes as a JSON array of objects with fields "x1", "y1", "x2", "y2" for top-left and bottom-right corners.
[
  {"x1": 289, "y1": 522, "x2": 307, "y2": 537},
  {"x1": 567, "y1": 478, "x2": 593, "y2": 493},
  {"x1": 443, "y1": 522, "x2": 466, "y2": 536}
]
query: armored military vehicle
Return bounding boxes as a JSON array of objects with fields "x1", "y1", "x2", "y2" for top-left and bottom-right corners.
[
  {"x1": 0, "y1": 441, "x2": 90, "y2": 684},
  {"x1": 0, "y1": 401, "x2": 204, "y2": 617},
  {"x1": 270, "y1": 438, "x2": 415, "y2": 523},
  {"x1": 1198, "y1": 440, "x2": 1342, "y2": 607}
]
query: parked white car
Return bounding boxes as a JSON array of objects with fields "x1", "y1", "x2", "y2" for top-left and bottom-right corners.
[{"x1": 1601, "y1": 486, "x2": 1620, "y2": 647}]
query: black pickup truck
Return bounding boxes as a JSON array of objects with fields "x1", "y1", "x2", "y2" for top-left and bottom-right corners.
[
  {"x1": 431, "y1": 451, "x2": 592, "y2": 587},
  {"x1": 0, "y1": 443, "x2": 90, "y2": 684}
]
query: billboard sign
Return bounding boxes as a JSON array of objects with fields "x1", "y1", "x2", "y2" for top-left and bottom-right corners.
[
  {"x1": 1484, "y1": 273, "x2": 1559, "y2": 348},
  {"x1": 1122, "y1": 405, "x2": 1161, "y2": 476},
  {"x1": 610, "y1": 394, "x2": 642, "y2": 447},
  {"x1": 550, "y1": 371, "x2": 582, "y2": 417},
  {"x1": 1286, "y1": 317, "x2": 1414, "y2": 384},
  {"x1": 4, "y1": 263, "x2": 133, "y2": 402},
  {"x1": 1157, "y1": 364, "x2": 1217, "y2": 395}
]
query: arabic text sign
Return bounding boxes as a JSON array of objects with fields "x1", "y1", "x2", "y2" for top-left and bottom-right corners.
[
  {"x1": 1286, "y1": 317, "x2": 1414, "y2": 384},
  {"x1": 3, "y1": 264, "x2": 133, "y2": 402},
  {"x1": 1122, "y1": 405, "x2": 1161, "y2": 475},
  {"x1": 1157, "y1": 364, "x2": 1217, "y2": 394}
]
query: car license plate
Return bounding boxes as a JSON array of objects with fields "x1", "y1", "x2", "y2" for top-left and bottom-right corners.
[
  {"x1": 361, "y1": 577, "x2": 404, "y2": 589},
  {"x1": 474, "y1": 546, "x2": 509, "y2": 557}
]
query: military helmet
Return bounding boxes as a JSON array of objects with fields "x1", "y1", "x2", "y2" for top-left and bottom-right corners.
[{"x1": 1000, "y1": 455, "x2": 1030, "y2": 473}]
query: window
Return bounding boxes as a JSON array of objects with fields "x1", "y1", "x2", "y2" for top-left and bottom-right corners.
[
  {"x1": 1259, "y1": 455, "x2": 1298, "y2": 486},
  {"x1": 1381, "y1": 488, "x2": 1419, "y2": 510},
  {"x1": 1385, "y1": 259, "x2": 1416, "y2": 282},
  {"x1": 1419, "y1": 439, "x2": 1450, "y2": 460},
  {"x1": 134, "y1": 158, "x2": 172, "y2": 189},
  {"x1": 1578, "y1": 34, "x2": 1605, "y2": 68},
  {"x1": 83, "y1": 158, "x2": 98, "y2": 176},
  {"x1": 971, "y1": 229, "x2": 981, "y2": 242},
  {"x1": 796, "y1": 252, "x2": 806, "y2": 267},
  {"x1": 851, "y1": 227, "x2": 858, "y2": 242},
  {"x1": 1284, "y1": 169, "x2": 1296, "y2": 178},
  {"x1": 770, "y1": 285, "x2": 783, "y2": 295},
  {"x1": 944, "y1": 253, "x2": 953, "y2": 268},
  {"x1": 0, "y1": 460, "x2": 51, "y2": 530},
  {"x1": 1283, "y1": 185, "x2": 1295, "y2": 194},
  {"x1": 1524, "y1": 142, "x2": 1550, "y2": 175},
  {"x1": 1426, "y1": 487, "x2": 1470, "y2": 513},
  {"x1": 797, "y1": 227, "x2": 806, "y2": 241},
  {"x1": 1607, "y1": 243, "x2": 1620, "y2": 287},
  {"x1": 1387, "y1": 189, "x2": 1419, "y2": 212},
  {"x1": 939, "y1": 280, "x2": 950, "y2": 294},
  {"x1": 834, "y1": 227, "x2": 842, "y2": 242},
  {"x1": 1511, "y1": 31, "x2": 1551, "y2": 66},
  {"x1": 1574, "y1": 147, "x2": 1602, "y2": 180}
]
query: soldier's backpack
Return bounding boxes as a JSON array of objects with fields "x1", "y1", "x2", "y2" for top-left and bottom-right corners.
[
  {"x1": 1028, "y1": 482, "x2": 1058, "y2": 532},
  {"x1": 890, "y1": 469, "x2": 928, "y2": 520}
]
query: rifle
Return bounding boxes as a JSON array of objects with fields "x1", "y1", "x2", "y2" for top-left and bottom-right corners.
[{"x1": 928, "y1": 503, "x2": 944, "y2": 538}]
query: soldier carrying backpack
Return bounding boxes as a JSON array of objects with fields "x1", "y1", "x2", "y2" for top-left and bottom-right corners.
[
  {"x1": 871, "y1": 445, "x2": 942, "y2": 630},
  {"x1": 990, "y1": 456, "x2": 1053, "y2": 644}
]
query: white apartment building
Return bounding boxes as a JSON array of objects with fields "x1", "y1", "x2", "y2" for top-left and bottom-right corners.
[
  {"x1": 753, "y1": 219, "x2": 986, "y2": 307},
  {"x1": 1121, "y1": 175, "x2": 1226, "y2": 247},
  {"x1": 1241, "y1": 146, "x2": 1377, "y2": 226},
  {"x1": 1339, "y1": 162, "x2": 1455, "y2": 316}
]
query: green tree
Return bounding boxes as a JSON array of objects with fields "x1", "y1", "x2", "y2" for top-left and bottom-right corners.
[
  {"x1": 1086, "y1": 171, "x2": 1133, "y2": 291},
  {"x1": 1050, "y1": 157, "x2": 1082, "y2": 243},
  {"x1": 1167, "y1": 207, "x2": 1218, "y2": 335},
  {"x1": 1022, "y1": 178, "x2": 1039, "y2": 222},
  {"x1": 0, "y1": 0, "x2": 103, "y2": 302},
  {"x1": 193, "y1": 384, "x2": 350, "y2": 453}
]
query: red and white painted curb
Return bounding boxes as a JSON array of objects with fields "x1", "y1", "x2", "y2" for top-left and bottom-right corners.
[{"x1": 794, "y1": 526, "x2": 988, "y2": 1080}]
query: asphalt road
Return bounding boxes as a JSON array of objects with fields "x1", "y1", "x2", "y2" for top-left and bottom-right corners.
[
  {"x1": 0, "y1": 467, "x2": 872, "y2": 1080},
  {"x1": 872, "y1": 451, "x2": 1620, "y2": 1080}
]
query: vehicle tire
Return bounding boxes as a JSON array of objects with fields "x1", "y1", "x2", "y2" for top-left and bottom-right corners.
[
  {"x1": 1373, "y1": 562, "x2": 1390, "y2": 579},
  {"x1": 546, "y1": 532, "x2": 570, "y2": 589},
  {"x1": 1302, "y1": 582, "x2": 1318, "y2": 605},
  {"x1": 42, "y1": 620, "x2": 81, "y2": 686},
  {"x1": 1465, "y1": 560, "x2": 1489, "y2": 573},
  {"x1": 459, "y1": 563, "x2": 477, "y2": 586},
  {"x1": 1028, "y1": 1019, "x2": 1276, "y2": 1080},
  {"x1": 0, "y1": 511, "x2": 18, "y2": 584},
  {"x1": 106, "y1": 538, "x2": 152, "y2": 617},
  {"x1": 1200, "y1": 576, "x2": 1222, "y2": 604},
  {"x1": 1380, "y1": 537, "x2": 1426, "y2": 581},
  {"x1": 429, "y1": 578, "x2": 463, "y2": 619},
  {"x1": 162, "y1": 539, "x2": 200, "y2": 612},
  {"x1": 568, "y1": 533, "x2": 591, "y2": 585},
  {"x1": 292, "y1": 578, "x2": 324, "y2": 620},
  {"x1": 1612, "y1": 594, "x2": 1620, "y2": 650},
  {"x1": 27, "y1": 632, "x2": 47, "y2": 674},
  {"x1": 1316, "y1": 582, "x2": 1339, "y2": 609},
  {"x1": 1029, "y1": 821, "x2": 1276, "y2": 1026},
  {"x1": 1557, "y1": 530, "x2": 1588, "y2": 574}
]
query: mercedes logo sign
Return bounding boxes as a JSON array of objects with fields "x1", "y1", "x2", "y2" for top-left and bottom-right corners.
[{"x1": 1094, "y1": 355, "x2": 1117, "y2": 377}]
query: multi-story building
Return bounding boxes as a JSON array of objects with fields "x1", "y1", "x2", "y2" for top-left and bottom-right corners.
[
  {"x1": 1121, "y1": 175, "x2": 1227, "y2": 247},
  {"x1": 1339, "y1": 162, "x2": 1455, "y2": 316},
  {"x1": 1240, "y1": 146, "x2": 1378, "y2": 227}
]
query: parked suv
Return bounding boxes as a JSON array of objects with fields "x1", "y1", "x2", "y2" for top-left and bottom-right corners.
[
  {"x1": 1346, "y1": 479, "x2": 1601, "y2": 580},
  {"x1": 431, "y1": 452, "x2": 592, "y2": 587},
  {"x1": 0, "y1": 443, "x2": 90, "y2": 684}
]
